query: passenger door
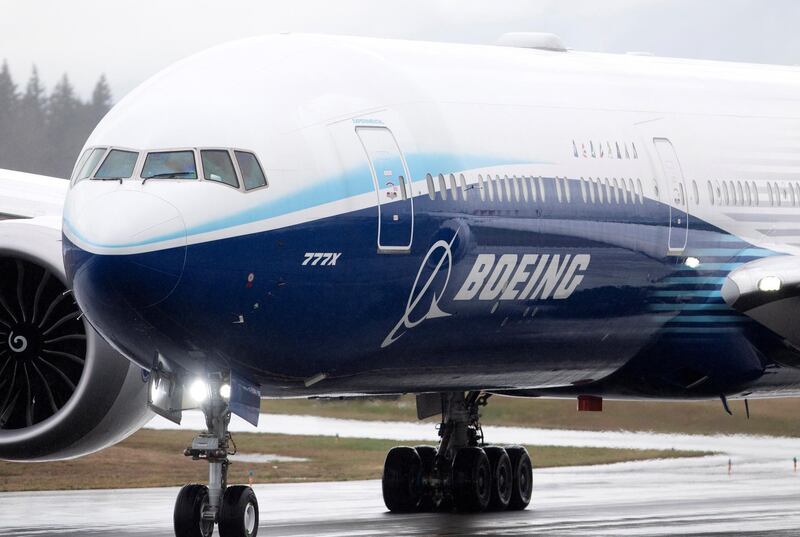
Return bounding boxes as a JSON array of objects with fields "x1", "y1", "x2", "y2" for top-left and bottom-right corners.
[
  {"x1": 653, "y1": 138, "x2": 689, "y2": 253},
  {"x1": 356, "y1": 127, "x2": 414, "y2": 252}
]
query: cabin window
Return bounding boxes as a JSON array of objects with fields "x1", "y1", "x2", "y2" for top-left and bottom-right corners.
[
  {"x1": 722, "y1": 182, "x2": 730, "y2": 205},
  {"x1": 478, "y1": 174, "x2": 486, "y2": 201},
  {"x1": 234, "y1": 151, "x2": 267, "y2": 190},
  {"x1": 580, "y1": 178, "x2": 588, "y2": 203},
  {"x1": 142, "y1": 150, "x2": 197, "y2": 180},
  {"x1": 487, "y1": 174, "x2": 496, "y2": 201},
  {"x1": 437, "y1": 174, "x2": 448, "y2": 200},
  {"x1": 459, "y1": 174, "x2": 468, "y2": 200},
  {"x1": 491, "y1": 175, "x2": 502, "y2": 202},
  {"x1": 636, "y1": 179, "x2": 644, "y2": 204},
  {"x1": 617, "y1": 178, "x2": 627, "y2": 204},
  {"x1": 555, "y1": 176, "x2": 563, "y2": 202},
  {"x1": 426, "y1": 173, "x2": 436, "y2": 200},
  {"x1": 528, "y1": 176, "x2": 537, "y2": 202},
  {"x1": 95, "y1": 149, "x2": 138, "y2": 180},
  {"x1": 707, "y1": 181, "x2": 714, "y2": 206},
  {"x1": 537, "y1": 177, "x2": 546, "y2": 202},
  {"x1": 500, "y1": 175, "x2": 510, "y2": 202},
  {"x1": 201, "y1": 150, "x2": 239, "y2": 188},
  {"x1": 449, "y1": 173, "x2": 458, "y2": 199},
  {"x1": 562, "y1": 177, "x2": 571, "y2": 202},
  {"x1": 509, "y1": 175, "x2": 519, "y2": 202},
  {"x1": 519, "y1": 176, "x2": 529, "y2": 202},
  {"x1": 396, "y1": 176, "x2": 407, "y2": 200}
]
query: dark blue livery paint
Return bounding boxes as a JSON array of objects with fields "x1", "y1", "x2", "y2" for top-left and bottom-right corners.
[{"x1": 63, "y1": 173, "x2": 800, "y2": 399}]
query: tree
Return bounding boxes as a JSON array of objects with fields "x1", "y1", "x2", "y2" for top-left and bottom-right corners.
[
  {"x1": 44, "y1": 73, "x2": 83, "y2": 176},
  {"x1": 89, "y1": 74, "x2": 112, "y2": 121},
  {"x1": 0, "y1": 61, "x2": 18, "y2": 167},
  {"x1": 0, "y1": 64, "x2": 114, "y2": 177},
  {"x1": 15, "y1": 67, "x2": 47, "y2": 174}
]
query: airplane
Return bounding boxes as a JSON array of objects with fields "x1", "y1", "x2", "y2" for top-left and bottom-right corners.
[{"x1": 2, "y1": 31, "x2": 800, "y2": 537}]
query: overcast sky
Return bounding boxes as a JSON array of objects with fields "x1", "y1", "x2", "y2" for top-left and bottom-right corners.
[{"x1": 0, "y1": 0, "x2": 797, "y2": 101}]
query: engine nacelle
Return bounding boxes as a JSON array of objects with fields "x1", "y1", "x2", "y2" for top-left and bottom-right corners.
[{"x1": 0, "y1": 218, "x2": 152, "y2": 461}]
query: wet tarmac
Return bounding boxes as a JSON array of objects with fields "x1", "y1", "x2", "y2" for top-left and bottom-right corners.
[{"x1": 2, "y1": 416, "x2": 799, "y2": 536}]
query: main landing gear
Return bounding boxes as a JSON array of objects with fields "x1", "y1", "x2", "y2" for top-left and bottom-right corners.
[
  {"x1": 382, "y1": 392, "x2": 533, "y2": 513},
  {"x1": 174, "y1": 375, "x2": 259, "y2": 537}
]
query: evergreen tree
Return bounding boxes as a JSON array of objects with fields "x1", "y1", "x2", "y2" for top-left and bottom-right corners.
[
  {"x1": 45, "y1": 73, "x2": 83, "y2": 177},
  {"x1": 15, "y1": 67, "x2": 47, "y2": 174},
  {"x1": 89, "y1": 74, "x2": 112, "y2": 120},
  {"x1": 0, "y1": 61, "x2": 18, "y2": 169},
  {"x1": 0, "y1": 65, "x2": 114, "y2": 177}
]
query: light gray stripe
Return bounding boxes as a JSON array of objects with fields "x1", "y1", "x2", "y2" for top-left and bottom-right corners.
[
  {"x1": 726, "y1": 213, "x2": 800, "y2": 222},
  {"x1": 758, "y1": 228, "x2": 800, "y2": 237}
]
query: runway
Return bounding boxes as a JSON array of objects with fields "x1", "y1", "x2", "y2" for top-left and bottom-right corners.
[{"x1": 2, "y1": 416, "x2": 799, "y2": 536}]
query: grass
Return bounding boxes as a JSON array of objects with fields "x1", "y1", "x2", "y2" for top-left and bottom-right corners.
[
  {"x1": 262, "y1": 396, "x2": 800, "y2": 438},
  {"x1": 0, "y1": 429, "x2": 700, "y2": 492}
]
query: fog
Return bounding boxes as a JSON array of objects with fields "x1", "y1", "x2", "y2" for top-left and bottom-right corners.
[{"x1": 0, "y1": 0, "x2": 797, "y2": 100}]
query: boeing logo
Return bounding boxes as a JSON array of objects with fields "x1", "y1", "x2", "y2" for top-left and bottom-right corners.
[
  {"x1": 383, "y1": 243, "x2": 591, "y2": 348},
  {"x1": 381, "y1": 232, "x2": 458, "y2": 348},
  {"x1": 455, "y1": 254, "x2": 591, "y2": 301}
]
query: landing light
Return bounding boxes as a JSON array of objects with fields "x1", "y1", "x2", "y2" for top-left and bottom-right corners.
[
  {"x1": 220, "y1": 383, "x2": 231, "y2": 400},
  {"x1": 685, "y1": 257, "x2": 700, "y2": 269},
  {"x1": 758, "y1": 276, "x2": 782, "y2": 292},
  {"x1": 189, "y1": 379, "x2": 210, "y2": 403}
]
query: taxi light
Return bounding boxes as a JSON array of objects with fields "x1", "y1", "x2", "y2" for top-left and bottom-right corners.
[
  {"x1": 684, "y1": 257, "x2": 700, "y2": 269},
  {"x1": 758, "y1": 276, "x2": 782, "y2": 292},
  {"x1": 189, "y1": 379, "x2": 209, "y2": 403},
  {"x1": 220, "y1": 383, "x2": 231, "y2": 400}
]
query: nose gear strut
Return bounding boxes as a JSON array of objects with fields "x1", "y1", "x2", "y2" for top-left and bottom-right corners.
[{"x1": 173, "y1": 374, "x2": 259, "y2": 537}]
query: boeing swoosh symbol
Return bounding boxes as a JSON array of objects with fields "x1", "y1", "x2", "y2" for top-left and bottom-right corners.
[{"x1": 381, "y1": 230, "x2": 458, "y2": 348}]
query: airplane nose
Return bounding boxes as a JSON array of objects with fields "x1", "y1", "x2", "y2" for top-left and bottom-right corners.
[{"x1": 65, "y1": 190, "x2": 187, "y2": 310}]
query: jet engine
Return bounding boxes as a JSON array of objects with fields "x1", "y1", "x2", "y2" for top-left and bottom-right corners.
[{"x1": 0, "y1": 218, "x2": 152, "y2": 461}]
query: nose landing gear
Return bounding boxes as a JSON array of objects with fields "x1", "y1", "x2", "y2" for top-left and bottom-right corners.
[
  {"x1": 173, "y1": 375, "x2": 259, "y2": 537},
  {"x1": 382, "y1": 391, "x2": 532, "y2": 514}
]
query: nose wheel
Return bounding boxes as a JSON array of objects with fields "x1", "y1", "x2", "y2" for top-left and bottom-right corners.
[{"x1": 173, "y1": 375, "x2": 259, "y2": 537}]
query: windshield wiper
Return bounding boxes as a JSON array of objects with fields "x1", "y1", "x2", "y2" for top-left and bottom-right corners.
[
  {"x1": 95, "y1": 177, "x2": 124, "y2": 184},
  {"x1": 142, "y1": 172, "x2": 195, "y2": 184}
]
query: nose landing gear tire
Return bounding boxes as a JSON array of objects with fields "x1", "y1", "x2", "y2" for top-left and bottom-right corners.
[
  {"x1": 382, "y1": 446, "x2": 423, "y2": 513},
  {"x1": 506, "y1": 446, "x2": 533, "y2": 511},
  {"x1": 219, "y1": 485, "x2": 259, "y2": 537},
  {"x1": 452, "y1": 447, "x2": 491, "y2": 512},
  {"x1": 174, "y1": 484, "x2": 214, "y2": 537}
]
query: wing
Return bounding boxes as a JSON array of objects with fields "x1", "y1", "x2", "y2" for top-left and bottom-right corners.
[{"x1": 0, "y1": 168, "x2": 68, "y2": 220}]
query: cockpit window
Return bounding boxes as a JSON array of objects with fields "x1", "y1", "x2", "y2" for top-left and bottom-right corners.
[
  {"x1": 71, "y1": 149, "x2": 92, "y2": 181},
  {"x1": 141, "y1": 151, "x2": 197, "y2": 180},
  {"x1": 201, "y1": 150, "x2": 239, "y2": 188},
  {"x1": 95, "y1": 149, "x2": 139, "y2": 180},
  {"x1": 75, "y1": 148, "x2": 107, "y2": 183},
  {"x1": 235, "y1": 151, "x2": 267, "y2": 190}
]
